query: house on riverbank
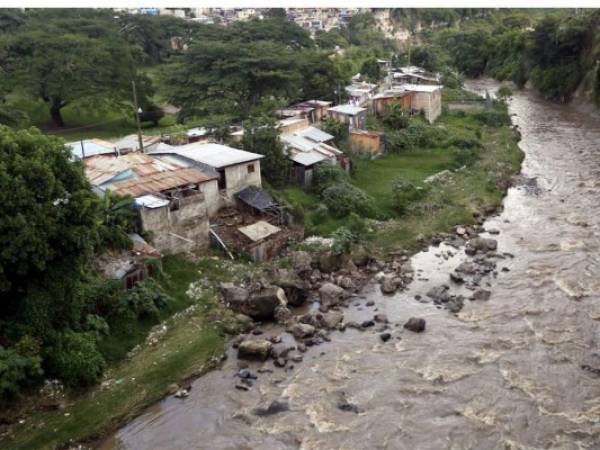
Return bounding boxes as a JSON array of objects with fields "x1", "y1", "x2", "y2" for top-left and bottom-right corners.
[{"x1": 83, "y1": 151, "x2": 218, "y2": 253}]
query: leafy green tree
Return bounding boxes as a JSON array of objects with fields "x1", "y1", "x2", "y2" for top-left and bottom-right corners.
[
  {"x1": 383, "y1": 104, "x2": 409, "y2": 130},
  {"x1": 118, "y1": 14, "x2": 199, "y2": 64},
  {"x1": 315, "y1": 28, "x2": 349, "y2": 49},
  {"x1": 242, "y1": 116, "x2": 290, "y2": 188},
  {"x1": 0, "y1": 126, "x2": 100, "y2": 339},
  {"x1": 0, "y1": 30, "x2": 151, "y2": 126},
  {"x1": 496, "y1": 84, "x2": 513, "y2": 101},
  {"x1": 441, "y1": 29, "x2": 491, "y2": 77},
  {"x1": 360, "y1": 57, "x2": 382, "y2": 82},
  {"x1": 97, "y1": 191, "x2": 135, "y2": 251},
  {"x1": 166, "y1": 40, "x2": 301, "y2": 120},
  {"x1": 319, "y1": 117, "x2": 349, "y2": 147}
]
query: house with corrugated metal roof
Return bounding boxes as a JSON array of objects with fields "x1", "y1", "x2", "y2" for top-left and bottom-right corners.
[
  {"x1": 83, "y1": 151, "x2": 219, "y2": 254},
  {"x1": 148, "y1": 142, "x2": 264, "y2": 215},
  {"x1": 280, "y1": 125, "x2": 350, "y2": 187},
  {"x1": 327, "y1": 104, "x2": 368, "y2": 130}
]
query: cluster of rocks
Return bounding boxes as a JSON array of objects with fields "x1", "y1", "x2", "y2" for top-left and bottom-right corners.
[
  {"x1": 230, "y1": 308, "x2": 427, "y2": 391},
  {"x1": 420, "y1": 225, "x2": 515, "y2": 313},
  {"x1": 372, "y1": 250, "x2": 415, "y2": 295}
]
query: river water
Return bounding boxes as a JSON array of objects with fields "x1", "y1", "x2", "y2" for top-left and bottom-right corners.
[{"x1": 99, "y1": 81, "x2": 600, "y2": 450}]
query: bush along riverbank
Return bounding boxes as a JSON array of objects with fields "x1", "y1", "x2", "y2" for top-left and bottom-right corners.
[{"x1": 0, "y1": 89, "x2": 522, "y2": 450}]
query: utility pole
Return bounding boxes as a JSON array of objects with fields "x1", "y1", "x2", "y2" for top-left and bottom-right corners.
[{"x1": 132, "y1": 80, "x2": 144, "y2": 152}]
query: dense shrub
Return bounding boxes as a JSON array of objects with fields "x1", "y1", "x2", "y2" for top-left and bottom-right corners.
[
  {"x1": 119, "y1": 279, "x2": 171, "y2": 321},
  {"x1": 312, "y1": 165, "x2": 351, "y2": 195},
  {"x1": 0, "y1": 346, "x2": 43, "y2": 399},
  {"x1": 322, "y1": 183, "x2": 376, "y2": 218},
  {"x1": 445, "y1": 135, "x2": 482, "y2": 150},
  {"x1": 44, "y1": 331, "x2": 106, "y2": 387},
  {"x1": 472, "y1": 109, "x2": 511, "y2": 127},
  {"x1": 450, "y1": 147, "x2": 478, "y2": 168},
  {"x1": 383, "y1": 104, "x2": 409, "y2": 130},
  {"x1": 386, "y1": 122, "x2": 446, "y2": 152},
  {"x1": 331, "y1": 227, "x2": 355, "y2": 255},
  {"x1": 391, "y1": 178, "x2": 427, "y2": 213}
]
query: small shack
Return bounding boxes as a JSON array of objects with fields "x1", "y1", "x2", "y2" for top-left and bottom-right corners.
[
  {"x1": 95, "y1": 233, "x2": 161, "y2": 289},
  {"x1": 372, "y1": 90, "x2": 412, "y2": 116},
  {"x1": 402, "y1": 84, "x2": 443, "y2": 123},
  {"x1": 327, "y1": 104, "x2": 367, "y2": 130},
  {"x1": 350, "y1": 129, "x2": 383, "y2": 156}
]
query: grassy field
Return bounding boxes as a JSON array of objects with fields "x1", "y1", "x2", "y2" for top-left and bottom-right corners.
[
  {"x1": 0, "y1": 255, "x2": 257, "y2": 450},
  {"x1": 370, "y1": 121, "x2": 522, "y2": 252}
]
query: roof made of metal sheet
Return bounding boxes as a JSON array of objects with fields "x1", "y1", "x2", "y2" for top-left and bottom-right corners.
[
  {"x1": 289, "y1": 150, "x2": 327, "y2": 166},
  {"x1": 152, "y1": 142, "x2": 264, "y2": 169},
  {"x1": 236, "y1": 186, "x2": 277, "y2": 211},
  {"x1": 400, "y1": 84, "x2": 442, "y2": 93},
  {"x1": 66, "y1": 139, "x2": 116, "y2": 159},
  {"x1": 84, "y1": 152, "x2": 217, "y2": 197},
  {"x1": 297, "y1": 126, "x2": 334, "y2": 143},
  {"x1": 328, "y1": 104, "x2": 367, "y2": 115}
]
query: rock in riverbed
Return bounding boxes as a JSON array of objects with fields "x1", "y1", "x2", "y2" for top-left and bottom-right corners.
[
  {"x1": 466, "y1": 237, "x2": 498, "y2": 255},
  {"x1": 471, "y1": 289, "x2": 491, "y2": 301},
  {"x1": 380, "y1": 274, "x2": 399, "y2": 294},
  {"x1": 319, "y1": 282, "x2": 345, "y2": 308},
  {"x1": 404, "y1": 317, "x2": 426, "y2": 333},
  {"x1": 290, "y1": 323, "x2": 316, "y2": 339},
  {"x1": 238, "y1": 339, "x2": 273, "y2": 361}
]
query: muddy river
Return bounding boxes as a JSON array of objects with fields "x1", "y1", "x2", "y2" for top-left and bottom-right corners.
[{"x1": 100, "y1": 81, "x2": 600, "y2": 450}]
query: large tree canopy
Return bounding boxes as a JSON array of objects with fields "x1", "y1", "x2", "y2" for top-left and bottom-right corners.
[
  {"x1": 0, "y1": 29, "x2": 150, "y2": 127},
  {"x1": 164, "y1": 17, "x2": 344, "y2": 121},
  {"x1": 0, "y1": 126, "x2": 100, "y2": 334}
]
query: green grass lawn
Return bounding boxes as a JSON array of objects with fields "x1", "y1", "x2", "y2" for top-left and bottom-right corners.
[
  {"x1": 0, "y1": 254, "x2": 257, "y2": 450},
  {"x1": 353, "y1": 149, "x2": 456, "y2": 214}
]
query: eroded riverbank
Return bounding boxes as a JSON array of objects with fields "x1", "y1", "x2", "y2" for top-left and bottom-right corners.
[{"x1": 99, "y1": 83, "x2": 600, "y2": 450}]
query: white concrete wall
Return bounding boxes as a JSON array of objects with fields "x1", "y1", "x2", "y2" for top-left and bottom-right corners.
[
  {"x1": 138, "y1": 193, "x2": 209, "y2": 254},
  {"x1": 224, "y1": 160, "x2": 262, "y2": 199},
  {"x1": 197, "y1": 179, "x2": 220, "y2": 217},
  {"x1": 412, "y1": 91, "x2": 442, "y2": 123}
]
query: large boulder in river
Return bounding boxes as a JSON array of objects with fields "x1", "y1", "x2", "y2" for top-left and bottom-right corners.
[
  {"x1": 404, "y1": 317, "x2": 426, "y2": 333},
  {"x1": 380, "y1": 274, "x2": 399, "y2": 294},
  {"x1": 274, "y1": 305, "x2": 293, "y2": 325},
  {"x1": 322, "y1": 311, "x2": 344, "y2": 329},
  {"x1": 466, "y1": 237, "x2": 498, "y2": 255},
  {"x1": 270, "y1": 269, "x2": 310, "y2": 306},
  {"x1": 291, "y1": 251, "x2": 313, "y2": 274},
  {"x1": 318, "y1": 251, "x2": 344, "y2": 273},
  {"x1": 426, "y1": 285, "x2": 449, "y2": 303},
  {"x1": 290, "y1": 323, "x2": 316, "y2": 339},
  {"x1": 245, "y1": 287, "x2": 287, "y2": 320},
  {"x1": 319, "y1": 282, "x2": 345, "y2": 307},
  {"x1": 238, "y1": 339, "x2": 273, "y2": 360},
  {"x1": 471, "y1": 289, "x2": 491, "y2": 301},
  {"x1": 220, "y1": 282, "x2": 250, "y2": 309}
]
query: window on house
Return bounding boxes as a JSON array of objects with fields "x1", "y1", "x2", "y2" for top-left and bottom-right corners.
[{"x1": 247, "y1": 163, "x2": 255, "y2": 174}]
